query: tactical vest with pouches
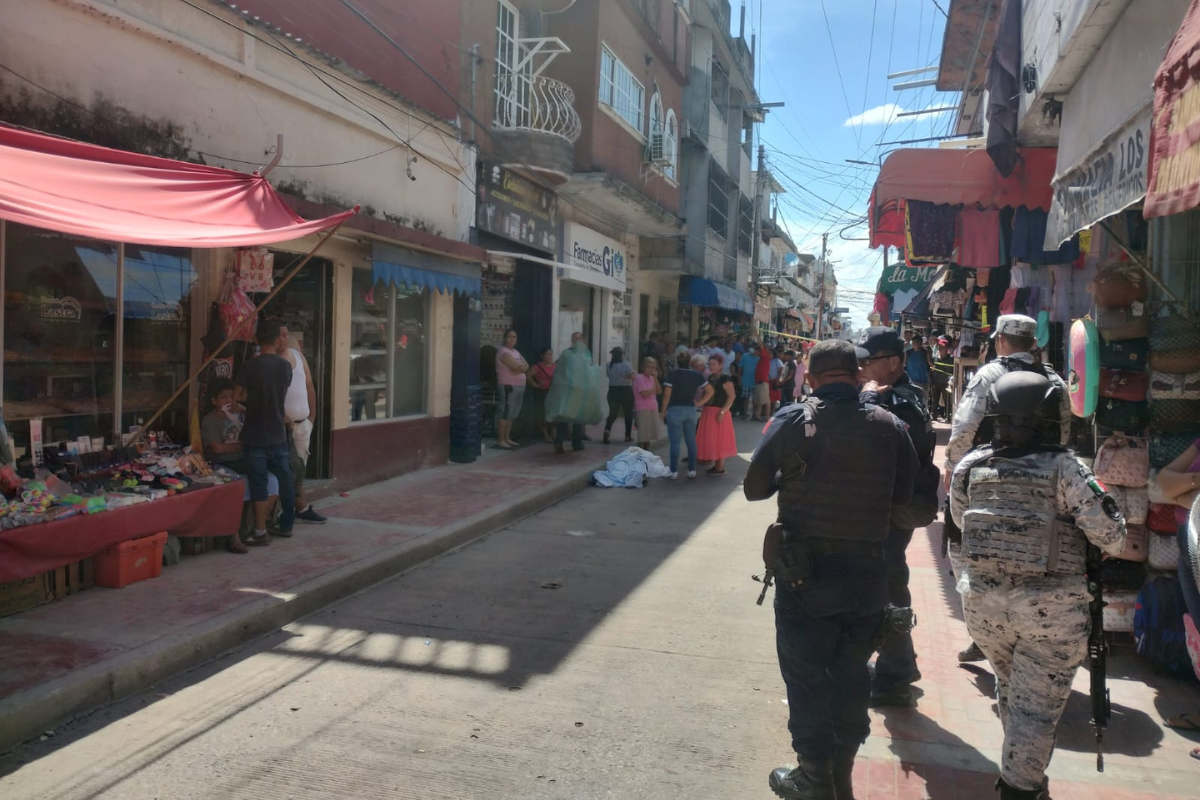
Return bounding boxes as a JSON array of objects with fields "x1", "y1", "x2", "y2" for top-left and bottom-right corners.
[
  {"x1": 777, "y1": 396, "x2": 901, "y2": 546},
  {"x1": 961, "y1": 445, "x2": 1087, "y2": 577}
]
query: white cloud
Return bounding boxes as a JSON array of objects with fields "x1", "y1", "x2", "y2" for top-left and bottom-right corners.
[
  {"x1": 842, "y1": 103, "x2": 952, "y2": 128},
  {"x1": 843, "y1": 104, "x2": 904, "y2": 127}
]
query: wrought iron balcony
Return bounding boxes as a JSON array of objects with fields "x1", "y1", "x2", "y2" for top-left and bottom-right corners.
[{"x1": 493, "y1": 74, "x2": 582, "y2": 144}]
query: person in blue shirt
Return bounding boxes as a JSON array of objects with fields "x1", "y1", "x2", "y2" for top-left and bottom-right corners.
[
  {"x1": 739, "y1": 344, "x2": 760, "y2": 419},
  {"x1": 904, "y1": 335, "x2": 933, "y2": 403}
]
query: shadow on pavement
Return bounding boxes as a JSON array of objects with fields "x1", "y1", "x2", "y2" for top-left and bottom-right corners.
[{"x1": 0, "y1": 421, "x2": 770, "y2": 794}]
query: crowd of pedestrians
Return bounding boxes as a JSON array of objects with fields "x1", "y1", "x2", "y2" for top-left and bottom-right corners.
[{"x1": 489, "y1": 330, "x2": 812, "y2": 477}]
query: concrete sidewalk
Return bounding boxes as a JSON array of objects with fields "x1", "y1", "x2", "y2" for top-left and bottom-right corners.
[{"x1": 0, "y1": 429, "x2": 634, "y2": 753}]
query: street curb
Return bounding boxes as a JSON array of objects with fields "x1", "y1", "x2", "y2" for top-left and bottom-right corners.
[{"x1": 0, "y1": 454, "x2": 606, "y2": 754}]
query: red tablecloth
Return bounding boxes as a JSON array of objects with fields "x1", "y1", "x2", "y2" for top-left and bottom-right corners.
[{"x1": 0, "y1": 481, "x2": 244, "y2": 582}]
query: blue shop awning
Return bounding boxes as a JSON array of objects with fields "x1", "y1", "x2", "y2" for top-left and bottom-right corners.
[
  {"x1": 677, "y1": 275, "x2": 753, "y2": 314},
  {"x1": 371, "y1": 242, "x2": 481, "y2": 298}
]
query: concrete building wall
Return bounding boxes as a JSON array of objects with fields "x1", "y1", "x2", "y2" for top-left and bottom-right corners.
[{"x1": 0, "y1": 0, "x2": 472, "y2": 241}]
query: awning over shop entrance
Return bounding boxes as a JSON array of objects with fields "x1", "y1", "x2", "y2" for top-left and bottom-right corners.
[
  {"x1": 678, "y1": 275, "x2": 753, "y2": 314},
  {"x1": 0, "y1": 124, "x2": 355, "y2": 245},
  {"x1": 372, "y1": 242, "x2": 481, "y2": 297},
  {"x1": 869, "y1": 147, "x2": 1057, "y2": 249},
  {"x1": 1147, "y1": 0, "x2": 1200, "y2": 217}
]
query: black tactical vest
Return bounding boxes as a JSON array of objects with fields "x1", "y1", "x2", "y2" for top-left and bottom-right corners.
[
  {"x1": 776, "y1": 396, "x2": 904, "y2": 544},
  {"x1": 974, "y1": 357, "x2": 1058, "y2": 446}
]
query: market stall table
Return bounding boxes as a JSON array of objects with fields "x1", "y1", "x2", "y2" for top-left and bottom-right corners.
[{"x1": 0, "y1": 479, "x2": 244, "y2": 582}]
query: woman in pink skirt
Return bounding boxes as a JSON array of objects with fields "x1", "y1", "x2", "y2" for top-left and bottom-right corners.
[{"x1": 694, "y1": 353, "x2": 737, "y2": 475}]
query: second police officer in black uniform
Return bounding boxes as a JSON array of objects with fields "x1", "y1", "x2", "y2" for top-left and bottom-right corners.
[
  {"x1": 745, "y1": 339, "x2": 919, "y2": 800},
  {"x1": 855, "y1": 327, "x2": 941, "y2": 707}
]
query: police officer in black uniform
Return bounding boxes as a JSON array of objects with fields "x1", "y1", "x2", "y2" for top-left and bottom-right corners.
[
  {"x1": 746, "y1": 339, "x2": 919, "y2": 800},
  {"x1": 854, "y1": 327, "x2": 940, "y2": 707}
]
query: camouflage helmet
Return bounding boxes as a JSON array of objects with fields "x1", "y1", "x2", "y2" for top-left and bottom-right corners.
[{"x1": 985, "y1": 371, "x2": 1060, "y2": 421}]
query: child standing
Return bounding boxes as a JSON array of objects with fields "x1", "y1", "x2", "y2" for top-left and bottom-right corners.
[{"x1": 633, "y1": 357, "x2": 665, "y2": 450}]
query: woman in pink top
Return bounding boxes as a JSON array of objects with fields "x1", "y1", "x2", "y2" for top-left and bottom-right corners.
[
  {"x1": 633, "y1": 357, "x2": 664, "y2": 450},
  {"x1": 494, "y1": 329, "x2": 529, "y2": 449}
]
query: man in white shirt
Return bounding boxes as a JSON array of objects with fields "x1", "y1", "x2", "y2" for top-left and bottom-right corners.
[{"x1": 280, "y1": 323, "x2": 326, "y2": 524}]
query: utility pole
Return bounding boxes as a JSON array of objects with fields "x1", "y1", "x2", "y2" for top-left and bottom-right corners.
[
  {"x1": 750, "y1": 143, "x2": 766, "y2": 297},
  {"x1": 815, "y1": 232, "x2": 828, "y2": 340}
]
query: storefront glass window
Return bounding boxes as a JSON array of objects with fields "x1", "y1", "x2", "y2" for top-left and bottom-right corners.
[
  {"x1": 119, "y1": 246, "x2": 196, "y2": 443},
  {"x1": 349, "y1": 268, "x2": 427, "y2": 424},
  {"x1": 3, "y1": 224, "x2": 119, "y2": 451}
]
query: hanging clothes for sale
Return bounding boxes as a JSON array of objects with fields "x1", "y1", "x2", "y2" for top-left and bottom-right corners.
[
  {"x1": 1011, "y1": 207, "x2": 1081, "y2": 264},
  {"x1": 905, "y1": 201, "x2": 957, "y2": 261},
  {"x1": 958, "y1": 208, "x2": 1002, "y2": 267}
]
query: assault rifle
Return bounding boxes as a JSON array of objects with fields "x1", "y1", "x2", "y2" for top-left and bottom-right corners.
[{"x1": 1085, "y1": 543, "x2": 1110, "y2": 772}]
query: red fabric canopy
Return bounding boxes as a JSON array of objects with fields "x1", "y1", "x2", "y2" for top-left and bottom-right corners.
[
  {"x1": 0, "y1": 125, "x2": 356, "y2": 246},
  {"x1": 869, "y1": 147, "x2": 1057, "y2": 248},
  {"x1": 1146, "y1": 0, "x2": 1200, "y2": 218}
]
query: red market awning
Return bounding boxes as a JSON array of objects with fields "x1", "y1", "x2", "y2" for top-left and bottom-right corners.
[
  {"x1": 0, "y1": 125, "x2": 356, "y2": 246},
  {"x1": 1146, "y1": 0, "x2": 1200, "y2": 218},
  {"x1": 869, "y1": 147, "x2": 1057, "y2": 248}
]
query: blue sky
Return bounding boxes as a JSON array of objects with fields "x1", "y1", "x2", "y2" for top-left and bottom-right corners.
[{"x1": 750, "y1": 0, "x2": 959, "y2": 330}]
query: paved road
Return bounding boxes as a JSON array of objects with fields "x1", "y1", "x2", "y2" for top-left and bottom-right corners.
[
  {"x1": 4, "y1": 419, "x2": 1196, "y2": 799},
  {"x1": 0, "y1": 421, "x2": 790, "y2": 799}
]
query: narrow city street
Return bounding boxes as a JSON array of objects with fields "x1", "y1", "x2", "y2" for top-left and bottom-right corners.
[{"x1": 1, "y1": 422, "x2": 1196, "y2": 800}]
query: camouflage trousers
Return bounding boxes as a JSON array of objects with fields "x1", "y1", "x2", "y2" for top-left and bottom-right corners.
[{"x1": 961, "y1": 575, "x2": 1090, "y2": 791}]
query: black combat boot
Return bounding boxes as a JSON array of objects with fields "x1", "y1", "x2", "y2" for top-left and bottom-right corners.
[
  {"x1": 996, "y1": 777, "x2": 1046, "y2": 799},
  {"x1": 769, "y1": 757, "x2": 834, "y2": 800},
  {"x1": 831, "y1": 746, "x2": 859, "y2": 800}
]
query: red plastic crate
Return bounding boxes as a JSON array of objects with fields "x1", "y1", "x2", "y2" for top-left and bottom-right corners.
[{"x1": 94, "y1": 531, "x2": 168, "y2": 589}]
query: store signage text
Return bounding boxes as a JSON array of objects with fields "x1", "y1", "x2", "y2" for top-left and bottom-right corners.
[
  {"x1": 1045, "y1": 106, "x2": 1151, "y2": 250},
  {"x1": 571, "y1": 241, "x2": 625, "y2": 281},
  {"x1": 39, "y1": 296, "x2": 82, "y2": 322},
  {"x1": 476, "y1": 162, "x2": 558, "y2": 253},
  {"x1": 563, "y1": 223, "x2": 628, "y2": 290},
  {"x1": 880, "y1": 265, "x2": 936, "y2": 292}
]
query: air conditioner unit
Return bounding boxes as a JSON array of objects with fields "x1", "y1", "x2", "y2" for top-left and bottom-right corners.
[{"x1": 648, "y1": 132, "x2": 671, "y2": 165}]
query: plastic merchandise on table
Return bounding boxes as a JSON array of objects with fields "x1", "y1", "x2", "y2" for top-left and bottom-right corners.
[{"x1": 544, "y1": 344, "x2": 609, "y2": 425}]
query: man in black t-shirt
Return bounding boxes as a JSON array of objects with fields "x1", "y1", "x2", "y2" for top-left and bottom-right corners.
[{"x1": 236, "y1": 318, "x2": 295, "y2": 545}]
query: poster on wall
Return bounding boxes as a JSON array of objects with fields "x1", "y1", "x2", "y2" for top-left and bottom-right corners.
[{"x1": 477, "y1": 162, "x2": 558, "y2": 254}]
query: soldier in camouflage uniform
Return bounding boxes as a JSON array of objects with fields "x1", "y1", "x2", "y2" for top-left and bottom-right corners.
[
  {"x1": 945, "y1": 313, "x2": 1071, "y2": 664},
  {"x1": 950, "y1": 372, "x2": 1126, "y2": 800}
]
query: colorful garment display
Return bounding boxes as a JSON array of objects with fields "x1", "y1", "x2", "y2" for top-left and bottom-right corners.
[
  {"x1": 905, "y1": 201, "x2": 957, "y2": 261},
  {"x1": 959, "y1": 208, "x2": 1002, "y2": 267},
  {"x1": 1011, "y1": 207, "x2": 1081, "y2": 264}
]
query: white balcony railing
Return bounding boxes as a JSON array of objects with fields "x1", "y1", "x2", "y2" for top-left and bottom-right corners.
[{"x1": 494, "y1": 74, "x2": 582, "y2": 144}]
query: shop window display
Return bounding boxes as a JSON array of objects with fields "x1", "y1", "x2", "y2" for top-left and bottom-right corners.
[
  {"x1": 3, "y1": 224, "x2": 197, "y2": 459},
  {"x1": 349, "y1": 268, "x2": 428, "y2": 424}
]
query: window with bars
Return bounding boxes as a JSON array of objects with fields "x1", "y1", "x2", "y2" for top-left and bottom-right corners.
[
  {"x1": 600, "y1": 45, "x2": 645, "y2": 134},
  {"x1": 493, "y1": 1, "x2": 530, "y2": 129},
  {"x1": 707, "y1": 159, "x2": 731, "y2": 239},
  {"x1": 737, "y1": 195, "x2": 754, "y2": 255}
]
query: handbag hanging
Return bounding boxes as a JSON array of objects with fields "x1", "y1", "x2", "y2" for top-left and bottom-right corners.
[
  {"x1": 1094, "y1": 398, "x2": 1150, "y2": 434},
  {"x1": 1099, "y1": 369, "x2": 1149, "y2": 401},
  {"x1": 1149, "y1": 311, "x2": 1200, "y2": 352},
  {"x1": 1149, "y1": 398, "x2": 1200, "y2": 434},
  {"x1": 1150, "y1": 431, "x2": 1197, "y2": 467},
  {"x1": 1147, "y1": 503, "x2": 1181, "y2": 534},
  {"x1": 1149, "y1": 370, "x2": 1200, "y2": 401},
  {"x1": 1093, "y1": 433, "x2": 1150, "y2": 487},
  {"x1": 1149, "y1": 349, "x2": 1200, "y2": 374},
  {"x1": 1095, "y1": 307, "x2": 1150, "y2": 341},
  {"x1": 1091, "y1": 265, "x2": 1148, "y2": 309},
  {"x1": 1099, "y1": 338, "x2": 1149, "y2": 371}
]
